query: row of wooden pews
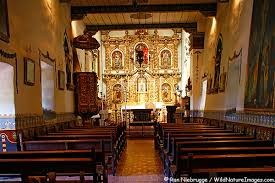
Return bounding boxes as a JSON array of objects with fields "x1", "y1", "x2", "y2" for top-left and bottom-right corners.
[
  {"x1": 155, "y1": 122, "x2": 275, "y2": 180},
  {"x1": 0, "y1": 122, "x2": 126, "y2": 183}
]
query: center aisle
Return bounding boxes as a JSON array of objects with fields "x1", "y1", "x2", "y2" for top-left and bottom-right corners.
[{"x1": 109, "y1": 139, "x2": 164, "y2": 183}]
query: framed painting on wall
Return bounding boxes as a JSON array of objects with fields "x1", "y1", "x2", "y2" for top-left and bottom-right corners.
[
  {"x1": 58, "y1": 70, "x2": 65, "y2": 90},
  {"x1": 24, "y1": 58, "x2": 35, "y2": 86},
  {"x1": 0, "y1": 0, "x2": 10, "y2": 42},
  {"x1": 244, "y1": 0, "x2": 275, "y2": 111}
]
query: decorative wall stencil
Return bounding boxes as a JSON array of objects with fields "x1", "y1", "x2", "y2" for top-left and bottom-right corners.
[
  {"x1": 160, "y1": 49, "x2": 172, "y2": 69},
  {"x1": 0, "y1": 131, "x2": 17, "y2": 152},
  {"x1": 245, "y1": 0, "x2": 275, "y2": 110},
  {"x1": 226, "y1": 49, "x2": 242, "y2": 109},
  {"x1": 213, "y1": 34, "x2": 223, "y2": 93}
]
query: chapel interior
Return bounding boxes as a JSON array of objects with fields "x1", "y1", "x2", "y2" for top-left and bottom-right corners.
[{"x1": 0, "y1": 0, "x2": 275, "y2": 182}]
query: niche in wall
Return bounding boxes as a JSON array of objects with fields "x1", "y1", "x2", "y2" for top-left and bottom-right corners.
[
  {"x1": 0, "y1": 62, "x2": 15, "y2": 116},
  {"x1": 40, "y1": 51, "x2": 56, "y2": 120}
]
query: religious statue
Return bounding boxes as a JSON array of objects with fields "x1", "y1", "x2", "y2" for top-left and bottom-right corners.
[
  {"x1": 113, "y1": 84, "x2": 122, "y2": 103},
  {"x1": 138, "y1": 77, "x2": 147, "y2": 92},
  {"x1": 161, "y1": 50, "x2": 171, "y2": 68},
  {"x1": 162, "y1": 84, "x2": 171, "y2": 102},
  {"x1": 135, "y1": 43, "x2": 148, "y2": 66},
  {"x1": 112, "y1": 51, "x2": 122, "y2": 69}
]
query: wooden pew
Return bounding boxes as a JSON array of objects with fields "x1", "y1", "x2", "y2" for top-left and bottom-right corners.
[
  {"x1": 36, "y1": 134, "x2": 113, "y2": 140},
  {"x1": 157, "y1": 122, "x2": 275, "y2": 181},
  {"x1": 0, "y1": 149, "x2": 107, "y2": 182},
  {"x1": 24, "y1": 130, "x2": 126, "y2": 176},
  {"x1": 23, "y1": 139, "x2": 109, "y2": 151},
  {"x1": 182, "y1": 153, "x2": 275, "y2": 177},
  {"x1": 191, "y1": 167, "x2": 275, "y2": 178},
  {"x1": 23, "y1": 138, "x2": 118, "y2": 175},
  {"x1": 156, "y1": 128, "x2": 238, "y2": 150},
  {"x1": 179, "y1": 146, "x2": 275, "y2": 156},
  {"x1": 171, "y1": 140, "x2": 274, "y2": 178}
]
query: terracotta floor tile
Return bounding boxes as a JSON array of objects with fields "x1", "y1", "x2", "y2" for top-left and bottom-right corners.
[{"x1": 108, "y1": 139, "x2": 164, "y2": 182}]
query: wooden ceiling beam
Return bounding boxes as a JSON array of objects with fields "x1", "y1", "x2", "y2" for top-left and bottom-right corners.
[
  {"x1": 71, "y1": 3, "x2": 216, "y2": 19},
  {"x1": 86, "y1": 22, "x2": 197, "y2": 33}
]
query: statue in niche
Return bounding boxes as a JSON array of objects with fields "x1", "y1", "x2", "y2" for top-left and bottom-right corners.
[
  {"x1": 160, "y1": 50, "x2": 171, "y2": 68},
  {"x1": 162, "y1": 83, "x2": 171, "y2": 102},
  {"x1": 137, "y1": 77, "x2": 147, "y2": 92},
  {"x1": 135, "y1": 43, "x2": 148, "y2": 65},
  {"x1": 113, "y1": 84, "x2": 122, "y2": 103},
  {"x1": 112, "y1": 51, "x2": 122, "y2": 69}
]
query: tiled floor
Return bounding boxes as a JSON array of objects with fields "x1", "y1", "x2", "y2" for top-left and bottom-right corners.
[
  {"x1": 0, "y1": 139, "x2": 164, "y2": 183},
  {"x1": 109, "y1": 139, "x2": 164, "y2": 183}
]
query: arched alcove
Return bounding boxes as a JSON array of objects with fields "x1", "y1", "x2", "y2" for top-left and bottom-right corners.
[
  {"x1": 40, "y1": 51, "x2": 56, "y2": 120},
  {"x1": 161, "y1": 83, "x2": 172, "y2": 102},
  {"x1": 134, "y1": 42, "x2": 149, "y2": 67},
  {"x1": 111, "y1": 50, "x2": 123, "y2": 69},
  {"x1": 0, "y1": 62, "x2": 15, "y2": 117},
  {"x1": 159, "y1": 49, "x2": 172, "y2": 69},
  {"x1": 112, "y1": 84, "x2": 123, "y2": 103}
]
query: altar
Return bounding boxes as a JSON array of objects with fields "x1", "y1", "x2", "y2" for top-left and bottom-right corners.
[
  {"x1": 132, "y1": 109, "x2": 152, "y2": 122},
  {"x1": 127, "y1": 109, "x2": 155, "y2": 137}
]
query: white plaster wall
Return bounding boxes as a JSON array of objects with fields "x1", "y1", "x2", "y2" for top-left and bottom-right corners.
[
  {"x1": 0, "y1": 0, "x2": 74, "y2": 114},
  {"x1": 71, "y1": 20, "x2": 86, "y2": 72}
]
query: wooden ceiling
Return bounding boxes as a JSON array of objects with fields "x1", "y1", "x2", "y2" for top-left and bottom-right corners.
[{"x1": 68, "y1": 0, "x2": 217, "y2": 32}]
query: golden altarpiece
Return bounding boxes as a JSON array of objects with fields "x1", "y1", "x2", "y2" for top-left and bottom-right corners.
[{"x1": 102, "y1": 30, "x2": 181, "y2": 122}]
